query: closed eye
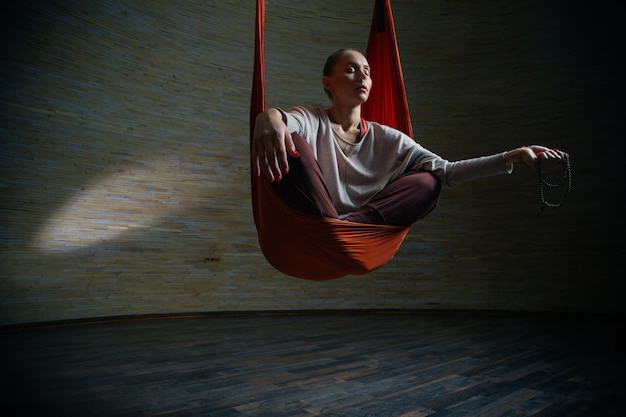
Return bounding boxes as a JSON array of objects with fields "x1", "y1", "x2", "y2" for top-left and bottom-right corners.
[{"x1": 346, "y1": 63, "x2": 370, "y2": 77}]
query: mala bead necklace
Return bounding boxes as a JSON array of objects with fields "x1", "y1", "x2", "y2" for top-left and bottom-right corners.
[{"x1": 535, "y1": 153, "x2": 572, "y2": 217}]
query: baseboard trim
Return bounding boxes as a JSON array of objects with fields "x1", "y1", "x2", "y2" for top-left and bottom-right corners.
[{"x1": 2, "y1": 308, "x2": 622, "y2": 333}]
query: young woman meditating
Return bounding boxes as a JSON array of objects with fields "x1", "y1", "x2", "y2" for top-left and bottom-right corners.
[{"x1": 252, "y1": 48, "x2": 568, "y2": 227}]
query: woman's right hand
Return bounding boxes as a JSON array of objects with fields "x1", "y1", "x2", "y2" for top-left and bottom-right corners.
[{"x1": 251, "y1": 108, "x2": 299, "y2": 182}]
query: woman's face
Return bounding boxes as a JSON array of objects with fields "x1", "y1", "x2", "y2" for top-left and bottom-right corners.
[{"x1": 323, "y1": 50, "x2": 372, "y2": 106}]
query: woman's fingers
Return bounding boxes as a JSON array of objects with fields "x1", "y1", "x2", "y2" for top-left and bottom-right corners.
[
  {"x1": 251, "y1": 109, "x2": 297, "y2": 183},
  {"x1": 254, "y1": 142, "x2": 285, "y2": 183},
  {"x1": 536, "y1": 148, "x2": 569, "y2": 173}
]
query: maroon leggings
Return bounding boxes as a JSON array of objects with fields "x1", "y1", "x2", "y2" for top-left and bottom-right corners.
[{"x1": 271, "y1": 134, "x2": 441, "y2": 227}]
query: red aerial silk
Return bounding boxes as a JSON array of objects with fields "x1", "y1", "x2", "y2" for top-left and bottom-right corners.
[
  {"x1": 250, "y1": 0, "x2": 413, "y2": 280},
  {"x1": 362, "y1": 0, "x2": 413, "y2": 139}
]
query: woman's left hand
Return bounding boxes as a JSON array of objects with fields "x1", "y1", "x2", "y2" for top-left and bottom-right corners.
[{"x1": 507, "y1": 145, "x2": 569, "y2": 172}]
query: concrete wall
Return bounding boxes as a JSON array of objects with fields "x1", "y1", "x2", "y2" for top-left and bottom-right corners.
[{"x1": 1, "y1": 0, "x2": 624, "y2": 324}]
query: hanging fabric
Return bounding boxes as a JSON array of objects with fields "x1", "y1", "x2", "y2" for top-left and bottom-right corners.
[
  {"x1": 362, "y1": 0, "x2": 413, "y2": 138},
  {"x1": 250, "y1": 0, "x2": 413, "y2": 280}
]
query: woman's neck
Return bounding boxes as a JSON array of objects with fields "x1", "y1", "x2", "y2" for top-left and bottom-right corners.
[{"x1": 327, "y1": 105, "x2": 361, "y2": 132}]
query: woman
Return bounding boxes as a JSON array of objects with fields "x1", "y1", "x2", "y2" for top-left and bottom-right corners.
[{"x1": 252, "y1": 49, "x2": 568, "y2": 226}]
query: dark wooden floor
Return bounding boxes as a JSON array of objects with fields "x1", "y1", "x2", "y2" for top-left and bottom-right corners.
[{"x1": 1, "y1": 311, "x2": 625, "y2": 417}]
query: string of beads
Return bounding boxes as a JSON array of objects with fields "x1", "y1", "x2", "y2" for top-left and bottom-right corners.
[{"x1": 535, "y1": 155, "x2": 571, "y2": 216}]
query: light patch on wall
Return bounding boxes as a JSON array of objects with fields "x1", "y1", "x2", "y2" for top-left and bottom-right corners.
[{"x1": 33, "y1": 154, "x2": 216, "y2": 252}]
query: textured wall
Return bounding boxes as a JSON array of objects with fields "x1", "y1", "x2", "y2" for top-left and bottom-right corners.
[{"x1": 1, "y1": 0, "x2": 624, "y2": 324}]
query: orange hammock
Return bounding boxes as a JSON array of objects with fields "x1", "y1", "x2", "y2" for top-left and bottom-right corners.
[{"x1": 250, "y1": 0, "x2": 414, "y2": 280}]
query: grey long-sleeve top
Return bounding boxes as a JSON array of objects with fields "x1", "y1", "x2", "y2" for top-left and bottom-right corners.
[{"x1": 282, "y1": 106, "x2": 513, "y2": 217}]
